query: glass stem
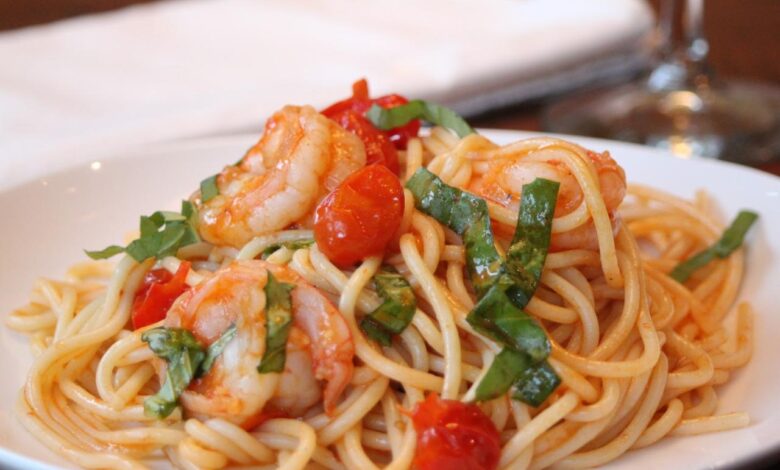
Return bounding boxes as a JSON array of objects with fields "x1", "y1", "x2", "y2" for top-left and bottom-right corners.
[{"x1": 683, "y1": 0, "x2": 711, "y2": 86}]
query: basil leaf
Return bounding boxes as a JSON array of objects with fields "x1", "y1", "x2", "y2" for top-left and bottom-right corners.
[
  {"x1": 141, "y1": 327, "x2": 206, "y2": 419},
  {"x1": 366, "y1": 100, "x2": 475, "y2": 138},
  {"x1": 505, "y1": 178, "x2": 559, "y2": 308},
  {"x1": 198, "y1": 324, "x2": 237, "y2": 377},
  {"x1": 511, "y1": 360, "x2": 561, "y2": 407},
  {"x1": 86, "y1": 200, "x2": 202, "y2": 263},
  {"x1": 359, "y1": 267, "x2": 417, "y2": 346},
  {"x1": 475, "y1": 348, "x2": 530, "y2": 401},
  {"x1": 261, "y1": 239, "x2": 315, "y2": 259},
  {"x1": 406, "y1": 168, "x2": 503, "y2": 296},
  {"x1": 258, "y1": 272, "x2": 295, "y2": 373},
  {"x1": 200, "y1": 174, "x2": 219, "y2": 203},
  {"x1": 670, "y1": 210, "x2": 759, "y2": 283},
  {"x1": 475, "y1": 348, "x2": 559, "y2": 406},
  {"x1": 85, "y1": 245, "x2": 125, "y2": 260},
  {"x1": 467, "y1": 277, "x2": 549, "y2": 362}
]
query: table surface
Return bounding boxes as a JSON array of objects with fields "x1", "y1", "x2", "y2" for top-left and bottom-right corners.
[{"x1": 1, "y1": 0, "x2": 777, "y2": 175}]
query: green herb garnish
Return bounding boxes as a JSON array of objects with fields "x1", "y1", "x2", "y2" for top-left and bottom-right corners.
[
  {"x1": 85, "y1": 200, "x2": 201, "y2": 262},
  {"x1": 359, "y1": 267, "x2": 417, "y2": 346},
  {"x1": 141, "y1": 327, "x2": 205, "y2": 419},
  {"x1": 200, "y1": 174, "x2": 219, "y2": 203},
  {"x1": 261, "y1": 239, "x2": 315, "y2": 259},
  {"x1": 257, "y1": 272, "x2": 295, "y2": 373},
  {"x1": 198, "y1": 324, "x2": 237, "y2": 377},
  {"x1": 670, "y1": 210, "x2": 759, "y2": 283},
  {"x1": 366, "y1": 100, "x2": 475, "y2": 138},
  {"x1": 505, "y1": 178, "x2": 559, "y2": 308},
  {"x1": 406, "y1": 168, "x2": 561, "y2": 406}
]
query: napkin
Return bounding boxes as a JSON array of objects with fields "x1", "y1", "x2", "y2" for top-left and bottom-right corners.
[{"x1": 0, "y1": 0, "x2": 653, "y2": 190}]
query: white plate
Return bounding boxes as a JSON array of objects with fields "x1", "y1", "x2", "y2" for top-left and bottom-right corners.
[{"x1": 1, "y1": 131, "x2": 778, "y2": 470}]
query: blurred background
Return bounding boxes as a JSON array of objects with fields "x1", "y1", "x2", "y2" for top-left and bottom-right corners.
[{"x1": 0, "y1": 0, "x2": 778, "y2": 190}]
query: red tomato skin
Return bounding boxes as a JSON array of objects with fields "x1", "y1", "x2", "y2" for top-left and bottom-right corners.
[
  {"x1": 327, "y1": 109, "x2": 400, "y2": 174},
  {"x1": 313, "y1": 164, "x2": 404, "y2": 268},
  {"x1": 321, "y1": 79, "x2": 421, "y2": 170},
  {"x1": 131, "y1": 261, "x2": 191, "y2": 330},
  {"x1": 411, "y1": 394, "x2": 501, "y2": 470}
]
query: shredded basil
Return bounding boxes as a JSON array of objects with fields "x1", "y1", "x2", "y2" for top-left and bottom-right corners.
[
  {"x1": 200, "y1": 174, "x2": 220, "y2": 203},
  {"x1": 406, "y1": 168, "x2": 503, "y2": 297},
  {"x1": 366, "y1": 100, "x2": 475, "y2": 138},
  {"x1": 257, "y1": 272, "x2": 295, "y2": 373},
  {"x1": 85, "y1": 200, "x2": 201, "y2": 262},
  {"x1": 198, "y1": 324, "x2": 237, "y2": 377},
  {"x1": 359, "y1": 267, "x2": 417, "y2": 346},
  {"x1": 406, "y1": 168, "x2": 561, "y2": 406},
  {"x1": 511, "y1": 359, "x2": 561, "y2": 407},
  {"x1": 505, "y1": 178, "x2": 560, "y2": 308},
  {"x1": 261, "y1": 239, "x2": 315, "y2": 259},
  {"x1": 670, "y1": 210, "x2": 759, "y2": 283},
  {"x1": 466, "y1": 277, "x2": 550, "y2": 362},
  {"x1": 141, "y1": 327, "x2": 205, "y2": 419}
]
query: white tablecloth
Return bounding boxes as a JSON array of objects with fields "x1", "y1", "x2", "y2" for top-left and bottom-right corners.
[{"x1": 0, "y1": 0, "x2": 653, "y2": 190}]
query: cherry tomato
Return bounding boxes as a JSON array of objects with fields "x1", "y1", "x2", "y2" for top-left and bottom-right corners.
[
  {"x1": 314, "y1": 164, "x2": 404, "y2": 268},
  {"x1": 131, "y1": 261, "x2": 191, "y2": 330},
  {"x1": 410, "y1": 394, "x2": 501, "y2": 470},
  {"x1": 326, "y1": 108, "x2": 400, "y2": 174},
  {"x1": 322, "y1": 79, "x2": 421, "y2": 172}
]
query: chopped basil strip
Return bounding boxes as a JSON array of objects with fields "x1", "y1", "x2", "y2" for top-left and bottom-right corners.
[
  {"x1": 407, "y1": 168, "x2": 561, "y2": 405},
  {"x1": 141, "y1": 327, "x2": 206, "y2": 419},
  {"x1": 85, "y1": 200, "x2": 201, "y2": 262},
  {"x1": 476, "y1": 348, "x2": 559, "y2": 406},
  {"x1": 511, "y1": 360, "x2": 561, "y2": 407},
  {"x1": 261, "y1": 239, "x2": 315, "y2": 259},
  {"x1": 505, "y1": 178, "x2": 559, "y2": 308},
  {"x1": 257, "y1": 272, "x2": 295, "y2": 373},
  {"x1": 198, "y1": 324, "x2": 237, "y2": 377},
  {"x1": 406, "y1": 168, "x2": 503, "y2": 297},
  {"x1": 475, "y1": 348, "x2": 530, "y2": 401},
  {"x1": 366, "y1": 100, "x2": 475, "y2": 138},
  {"x1": 85, "y1": 244, "x2": 125, "y2": 260},
  {"x1": 200, "y1": 174, "x2": 220, "y2": 203},
  {"x1": 670, "y1": 210, "x2": 759, "y2": 283},
  {"x1": 359, "y1": 267, "x2": 417, "y2": 346},
  {"x1": 466, "y1": 277, "x2": 549, "y2": 362}
]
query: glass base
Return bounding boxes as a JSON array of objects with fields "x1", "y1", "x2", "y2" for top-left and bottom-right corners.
[{"x1": 542, "y1": 80, "x2": 780, "y2": 165}]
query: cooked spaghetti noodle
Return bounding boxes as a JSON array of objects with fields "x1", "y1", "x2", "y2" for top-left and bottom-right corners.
[{"x1": 7, "y1": 105, "x2": 755, "y2": 470}]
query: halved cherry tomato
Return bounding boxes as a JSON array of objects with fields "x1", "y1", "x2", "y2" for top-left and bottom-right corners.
[
  {"x1": 410, "y1": 394, "x2": 501, "y2": 470},
  {"x1": 131, "y1": 261, "x2": 191, "y2": 330},
  {"x1": 313, "y1": 164, "x2": 404, "y2": 268},
  {"x1": 322, "y1": 79, "x2": 421, "y2": 173},
  {"x1": 326, "y1": 108, "x2": 400, "y2": 174}
]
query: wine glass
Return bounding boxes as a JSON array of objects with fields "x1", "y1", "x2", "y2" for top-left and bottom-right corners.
[{"x1": 542, "y1": 0, "x2": 780, "y2": 165}]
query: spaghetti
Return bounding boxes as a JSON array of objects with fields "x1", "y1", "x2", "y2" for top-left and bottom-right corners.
[{"x1": 6, "y1": 88, "x2": 757, "y2": 470}]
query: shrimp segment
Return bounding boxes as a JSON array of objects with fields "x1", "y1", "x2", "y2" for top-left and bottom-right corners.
[
  {"x1": 470, "y1": 147, "x2": 626, "y2": 250},
  {"x1": 163, "y1": 259, "x2": 354, "y2": 424},
  {"x1": 197, "y1": 105, "x2": 366, "y2": 248}
]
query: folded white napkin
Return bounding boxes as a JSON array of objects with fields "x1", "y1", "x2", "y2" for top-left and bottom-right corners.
[{"x1": 0, "y1": 0, "x2": 653, "y2": 190}]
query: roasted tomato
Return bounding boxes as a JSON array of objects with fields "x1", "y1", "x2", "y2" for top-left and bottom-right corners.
[
  {"x1": 322, "y1": 79, "x2": 421, "y2": 173},
  {"x1": 131, "y1": 261, "x2": 191, "y2": 329},
  {"x1": 410, "y1": 394, "x2": 501, "y2": 470},
  {"x1": 313, "y1": 164, "x2": 404, "y2": 267}
]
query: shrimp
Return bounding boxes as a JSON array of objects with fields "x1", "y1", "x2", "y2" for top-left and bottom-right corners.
[
  {"x1": 196, "y1": 105, "x2": 366, "y2": 248},
  {"x1": 469, "y1": 147, "x2": 626, "y2": 251},
  {"x1": 163, "y1": 259, "x2": 354, "y2": 424}
]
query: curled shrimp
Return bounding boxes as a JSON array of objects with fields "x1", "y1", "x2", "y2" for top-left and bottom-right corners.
[
  {"x1": 196, "y1": 105, "x2": 366, "y2": 248},
  {"x1": 163, "y1": 259, "x2": 354, "y2": 424},
  {"x1": 469, "y1": 146, "x2": 626, "y2": 251}
]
